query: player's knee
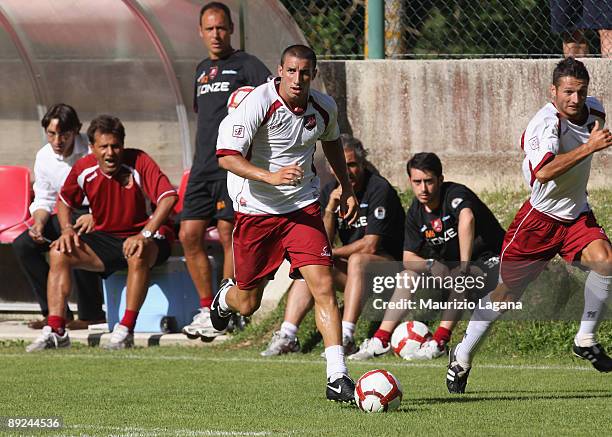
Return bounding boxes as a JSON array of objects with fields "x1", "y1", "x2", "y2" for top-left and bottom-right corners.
[
  {"x1": 347, "y1": 252, "x2": 374, "y2": 270},
  {"x1": 179, "y1": 228, "x2": 205, "y2": 252},
  {"x1": 127, "y1": 254, "x2": 148, "y2": 269},
  {"x1": 237, "y1": 297, "x2": 260, "y2": 316},
  {"x1": 584, "y1": 244, "x2": 612, "y2": 276},
  {"x1": 489, "y1": 283, "x2": 522, "y2": 303},
  {"x1": 48, "y1": 249, "x2": 70, "y2": 268}
]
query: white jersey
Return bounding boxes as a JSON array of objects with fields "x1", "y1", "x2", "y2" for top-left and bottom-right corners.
[
  {"x1": 520, "y1": 97, "x2": 605, "y2": 221},
  {"x1": 216, "y1": 78, "x2": 340, "y2": 215}
]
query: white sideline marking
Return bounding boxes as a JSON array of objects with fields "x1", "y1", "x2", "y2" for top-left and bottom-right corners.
[
  {"x1": 0, "y1": 352, "x2": 595, "y2": 372},
  {"x1": 67, "y1": 424, "x2": 278, "y2": 436}
]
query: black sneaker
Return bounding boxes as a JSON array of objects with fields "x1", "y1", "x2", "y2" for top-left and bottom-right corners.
[
  {"x1": 573, "y1": 343, "x2": 612, "y2": 373},
  {"x1": 326, "y1": 374, "x2": 355, "y2": 404},
  {"x1": 446, "y1": 346, "x2": 471, "y2": 394},
  {"x1": 210, "y1": 278, "x2": 235, "y2": 331}
]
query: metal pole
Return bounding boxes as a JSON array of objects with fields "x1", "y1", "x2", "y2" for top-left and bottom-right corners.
[{"x1": 366, "y1": 0, "x2": 385, "y2": 59}]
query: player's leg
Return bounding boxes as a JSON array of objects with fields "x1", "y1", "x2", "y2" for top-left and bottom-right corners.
[
  {"x1": 71, "y1": 269, "x2": 105, "y2": 328},
  {"x1": 261, "y1": 279, "x2": 312, "y2": 356},
  {"x1": 600, "y1": 30, "x2": 612, "y2": 58},
  {"x1": 27, "y1": 239, "x2": 105, "y2": 352},
  {"x1": 564, "y1": 213, "x2": 612, "y2": 372},
  {"x1": 216, "y1": 218, "x2": 235, "y2": 279}
]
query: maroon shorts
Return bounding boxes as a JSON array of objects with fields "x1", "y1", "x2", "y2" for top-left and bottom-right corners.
[
  {"x1": 232, "y1": 202, "x2": 333, "y2": 290},
  {"x1": 500, "y1": 200, "x2": 609, "y2": 289}
]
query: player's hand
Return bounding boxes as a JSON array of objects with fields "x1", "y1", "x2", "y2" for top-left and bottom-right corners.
[
  {"x1": 588, "y1": 120, "x2": 612, "y2": 152},
  {"x1": 339, "y1": 187, "x2": 358, "y2": 225},
  {"x1": 267, "y1": 163, "x2": 304, "y2": 186},
  {"x1": 429, "y1": 260, "x2": 450, "y2": 278},
  {"x1": 28, "y1": 222, "x2": 46, "y2": 244},
  {"x1": 50, "y1": 226, "x2": 80, "y2": 253},
  {"x1": 327, "y1": 186, "x2": 343, "y2": 212},
  {"x1": 123, "y1": 234, "x2": 147, "y2": 259},
  {"x1": 74, "y1": 214, "x2": 95, "y2": 235}
]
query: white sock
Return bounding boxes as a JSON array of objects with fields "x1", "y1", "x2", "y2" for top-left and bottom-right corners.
[
  {"x1": 219, "y1": 285, "x2": 231, "y2": 312},
  {"x1": 325, "y1": 345, "x2": 347, "y2": 380},
  {"x1": 575, "y1": 271, "x2": 611, "y2": 347},
  {"x1": 341, "y1": 321, "x2": 355, "y2": 340},
  {"x1": 455, "y1": 294, "x2": 503, "y2": 367},
  {"x1": 280, "y1": 321, "x2": 298, "y2": 339}
]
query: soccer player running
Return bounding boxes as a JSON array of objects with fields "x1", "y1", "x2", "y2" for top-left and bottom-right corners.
[
  {"x1": 180, "y1": 2, "x2": 271, "y2": 341},
  {"x1": 447, "y1": 58, "x2": 612, "y2": 394},
  {"x1": 26, "y1": 115, "x2": 178, "y2": 352},
  {"x1": 260, "y1": 135, "x2": 405, "y2": 357},
  {"x1": 213, "y1": 44, "x2": 359, "y2": 403},
  {"x1": 349, "y1": 152, "x2": 505, "y2": 361}
]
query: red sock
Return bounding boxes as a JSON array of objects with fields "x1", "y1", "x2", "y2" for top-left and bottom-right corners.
[
  {"x1": 120, "y1": 309, "x2": 139, "y2": 333},
  {"x1": 200, "y1": 297, "x2": 213, "y2": 309},
  {"x1": 433, "y1": 326, "x2": 452, "y2": 349},
  {"x1": 373, "y1": 329, "x2": 392, "y2": 347},
  {"x1": 47, "y1": 315, "x2": 65, "y2": 335}
]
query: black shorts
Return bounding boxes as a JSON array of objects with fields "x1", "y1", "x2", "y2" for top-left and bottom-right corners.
[
  {"x1": 181, "y1": 177, "x2": 234, "y2": 222},
  {"x1": 79, "y1": 231, "x2": 171, "y2": 279},
  {"x1": 551, "y1": 0, "x2": 612, "y2": 33}
]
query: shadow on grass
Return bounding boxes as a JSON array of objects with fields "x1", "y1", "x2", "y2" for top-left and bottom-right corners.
[{"x1": 411, "y1": 390, "x2": 612, "y2": 406}]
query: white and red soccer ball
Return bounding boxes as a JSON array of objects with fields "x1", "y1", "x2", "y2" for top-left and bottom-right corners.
[
  {"x1": 227, "y1": 86, "x2": 255, "y2": 112},
  {"x1": 391, "y1": 321, "x2": 432, "y2": 360},
  {"x1": 354, "y1": 369, "x2": 403, "y2": 413}
]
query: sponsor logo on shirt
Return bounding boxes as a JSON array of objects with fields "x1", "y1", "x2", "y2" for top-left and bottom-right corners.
[
  {"x1": 197, "y1": 82, "x2": 231, "y2": 96},
  {"x1": 304, "y1": 114, "x2": 316, "y2": 130},
  {"x1": 374, "y1": 206, "x2": 386, "y2": 219},
  {"x1": 451, "y1": 198, "x2": 463, "y2": 209},
  {"x1": 232, "y1": 125, "x2": 245, "y2": 138},
  {"x1": 222, "y1": 69, "x2": 237, "y2": 74},
  {"x1": 425, "y1": 229, "x2": 436, "y2": 238},
  {"x1": 197, "y1": 71, "x2": 209, "y2": 84},
  {"x1": 216, "y1": 200, "x2": 226, "y2": 211}
]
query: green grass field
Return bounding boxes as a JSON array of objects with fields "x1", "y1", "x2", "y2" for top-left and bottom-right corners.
[
  {"x1": 1, "y1": 188, "x2": 610, "y2": 436},
  {"x1": 1, "y1": 345, "x2": 611, "y2": 436}
]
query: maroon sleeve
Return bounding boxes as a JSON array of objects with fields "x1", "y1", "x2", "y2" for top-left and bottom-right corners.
[
  {"x1": 136, "y1": 151, "x2": 177, "y2": 204},
  {"x1": 59, "y1": 162, "x2": 85, "y2": 208}
]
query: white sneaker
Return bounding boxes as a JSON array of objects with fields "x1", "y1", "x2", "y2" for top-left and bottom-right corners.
[
  {"x1": 320, "y1": 335, "x2": 357, "y2": 358},
  {"x1": 413, "y1": 339, "x2": 446, "y2": 360},
  {"x1": 348, "y1": 337, "x2": 390, "y2": 361},
  {"x1": 182, "y1": 307, "x2": 226, "y2": 340},
  {"x1": 260, "y1": 331, "x2": 300, "y2": 356},
  {"x1": 104, "y1": 323, "x2": 134, "y2": 350},
  {"x1": 26, "y1": 326, "x2": 71, "y2": 352}
]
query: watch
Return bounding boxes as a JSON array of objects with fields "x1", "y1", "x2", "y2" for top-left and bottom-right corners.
[
  {"x1": 141, "y1": 229, "x2": 153, "y2": 239},
  {"x1": 425, "y1": 258, "x2": 435, "y2": 273}
]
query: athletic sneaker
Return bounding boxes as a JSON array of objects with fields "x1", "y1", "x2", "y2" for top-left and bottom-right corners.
[
  {"x1": 320, "y1": 335, "x2": 358, "y2": 358},
  {"x1": 348, "y1": 337, "x2": 390, "y2": 361},
  {"x1": 446, "y1": 345, "x2": 471, "y2": 394},
  {"x1": 104, "y1": 323, "x2": 134, "y2": 350},
  {"x1": 260, "y1": 331, "x2": 301, "y2": 356},
  {"x1": 25, "y1": 326, "x2": 70, "y2": 352},
  {"x1": 210, "y1": 278, "x2": 235, "y2": 331},
  {"x1": 182, "y1": 307, "x2": 226, "y2": 340},
  {"x1": 573, "y1": 342, "x2": 612, "y2": 373},
  {"x1": 326, "y1": 374, "x2": 356, "y2": 404},
  {"x1": 413, "y1": 339, "x2": 447, "y2": 360}
]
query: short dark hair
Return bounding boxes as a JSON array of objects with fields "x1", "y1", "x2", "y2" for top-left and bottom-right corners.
[
  {"x1": 41, "y1": 103, "x2": 81, "y2": 132},
  {"x1": 339, "y1": 134, "x2": 367, "y2": 162},
  {"x1": 280, "y1": 44, "x2": 317, "y2": 70},
  {"x1": 552, "y1": 57, "x2": 589, "y2": 86},
  {"x1": 87, "y1": 115, "x2": 126, "y2": 145},
  {"x1": 199, "y1": 2, "x2": 233, "y2": 28},
  {"x1": 407, "y1": 152, "x2": 443, "y2": 178}
]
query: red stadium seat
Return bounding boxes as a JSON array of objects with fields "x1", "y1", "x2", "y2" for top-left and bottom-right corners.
[{"x1": 0, "y1": 166, "x2": 32, "y2": 243}]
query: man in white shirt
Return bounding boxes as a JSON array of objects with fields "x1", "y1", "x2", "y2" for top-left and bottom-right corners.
[
  {"x1": 213, "y1": 45, "x2": 359, "y2": 403},
  {"x1": 446, "y1": 58, "x2": 612, "y2": 394},
  {"x1": 13, "y1": 104, "x2": 105, "y2": 329}
]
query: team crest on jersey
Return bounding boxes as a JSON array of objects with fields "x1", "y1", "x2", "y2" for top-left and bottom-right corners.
[
  {"x1": 239, "y1": 197, "x2": 247, "y2": 207},
  {"x1": 528, "y1": 136, "x2": 539, "y2": 150},
  {"x1": 209, "y1": 66, "x2": 219, "y2": 80},
  {"x1": 431, "y1": 218, "x2": 443, "y2": 232},
  {"x1": 451, "y1": 198, "x2": 463, "y2": 209},
  {"x1": 232, "y1": 125, "x2": 245, "y2": 138},
  {"x1": 374, "y1": 206, "x2": 386, "y2": 219},
  {"x1": 303, "y1": 114, "x2": 317, "y2": 130}
]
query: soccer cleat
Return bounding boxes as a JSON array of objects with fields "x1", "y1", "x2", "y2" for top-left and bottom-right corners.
[
  {"x1": 446, "y1": 346, "x2": 471, "y2": 394},
  {"x1": 182, "y1": 307, "x2": 226, "y2": 340},
  {"x1": 25, "y1": 326, "x2": 70, "y2": 352},
  {"x1": 104, "y1": 323, "x2": 134, "y2": 350},
  {"x1": 326, "y1": 374, "x2": 356, "y2": 404},
  {"x1": 413, "y1": 339, "x2": 447, "y2": 360},
  {"x1": 210, "y1": 278, "x2": 235, "y2": 332},
  {"x1": 260, "y1": 331, "x2": 301, "y2": 356},
  {"x1": 573, "y1": 342, "x2": 612, "y2": 373},
  {"x1": 348, "y1": 337, "x2": 390, "y2": 361}
]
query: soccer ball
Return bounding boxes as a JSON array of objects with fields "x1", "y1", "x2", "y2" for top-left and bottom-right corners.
[
  {"x1": 391, "y1": 321, "x2": 432, "y2": 360},
  {"x1": 354, "y1": 369, "x2": 403, "y2": 413},
  {"x1": 227, "y1": 86, "x2": 255, "y2": 112}
]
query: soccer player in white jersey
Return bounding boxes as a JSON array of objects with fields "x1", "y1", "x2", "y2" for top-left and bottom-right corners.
[
  {"x1": 446, "y1": 58, "x2": 612, "y2": 394},
  {"x1": 213, "y1": 44, "x2": 359, "y2": 403}
]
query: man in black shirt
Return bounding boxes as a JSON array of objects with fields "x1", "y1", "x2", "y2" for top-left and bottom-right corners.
[
  {"x1": 260, "y1": 135, "x2": 405, "y2": 356},
  {"x1": 349, "y1": 152, "x2": 505, "y2": 361},
  {"x1": 180, "y1": 2, "x2": 270, "y2": 340}
]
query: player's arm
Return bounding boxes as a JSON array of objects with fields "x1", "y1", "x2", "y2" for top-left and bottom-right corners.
[
  {"x1": 321, "y1": 138, "x2": 358, "y2": 224},
  {"x1": 218, "y1": 154, "x2": 304, "y2": 186},
  {"x1": 536, "y1": 120, "x2": 612, "y2": 183},
  {"x1": 332, "y1": 234, "x2": 381, "y2": 259},
  {"x1": 457, "y1": 208, "x2": 475, "y2": 272}
]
